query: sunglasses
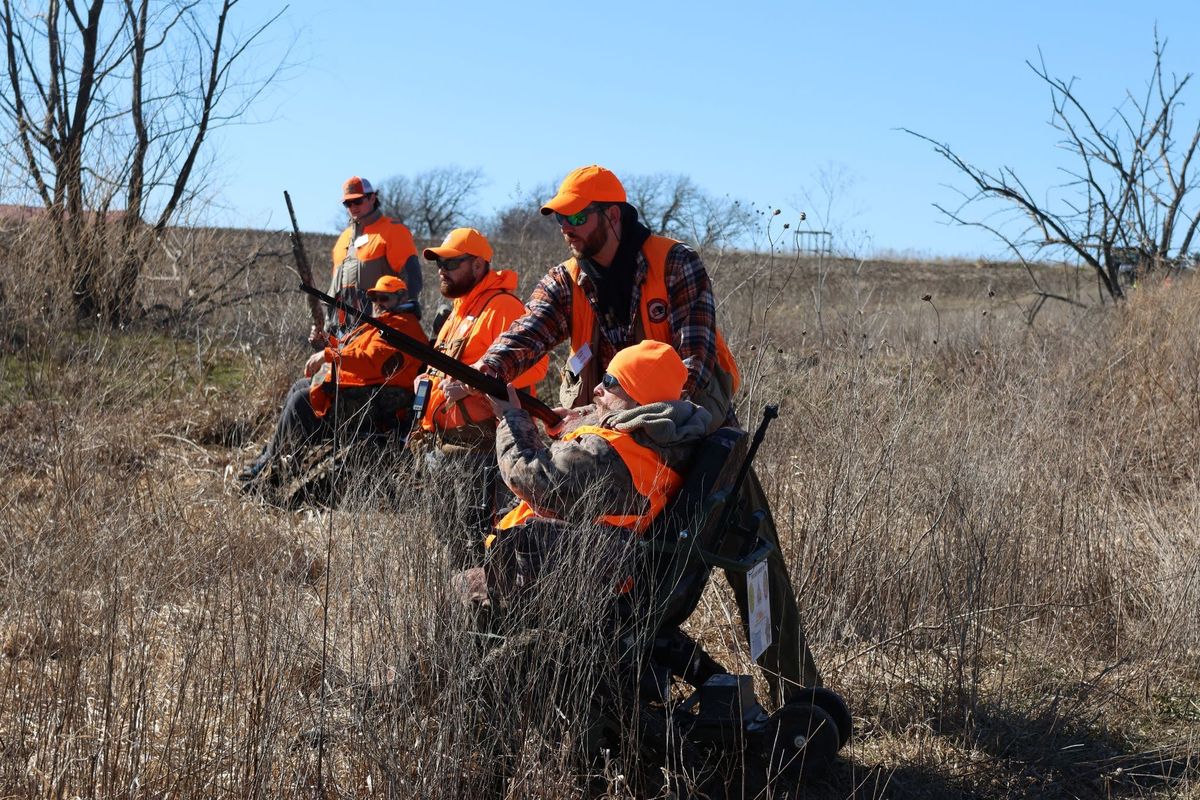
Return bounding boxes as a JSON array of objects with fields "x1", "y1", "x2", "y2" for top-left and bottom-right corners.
[
  {"x1": 342, "y1": 197, "x2": 370, "y2": 208},
  {"x1": 554, "y1": 205, "x2": 602, "y2": 227},
  {"x1": 436, "y1": 255, "x2": 472, "y2": 271},
  {"x1": 600, "y1": 373, "x2": 621, "y2": 391}
]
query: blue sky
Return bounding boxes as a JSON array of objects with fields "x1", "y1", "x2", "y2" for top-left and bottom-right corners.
[{"x1": 209, "y1": 1, "x2": 1199, "y2": 258}]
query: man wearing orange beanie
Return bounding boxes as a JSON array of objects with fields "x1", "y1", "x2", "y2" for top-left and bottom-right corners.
[{"x1": 452, "y1": 340, "x2": 711, "y2": 613}]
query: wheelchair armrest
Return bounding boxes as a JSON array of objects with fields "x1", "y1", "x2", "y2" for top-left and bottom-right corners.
[{"x1": 696, "y1": 534, "x2": 774, "y2": 574}]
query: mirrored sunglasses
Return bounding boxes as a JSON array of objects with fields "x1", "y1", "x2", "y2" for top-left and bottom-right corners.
[{"x1": 554, "y1": 206, "x2": 599, "y2": 227}]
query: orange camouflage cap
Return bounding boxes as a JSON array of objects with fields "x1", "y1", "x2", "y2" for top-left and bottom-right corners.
[
  {"x1": 342, "y1": 176, "x2": 376, "y2": 201},
  {"x1": 366, "y1": 275, "x2": 407, "y2": 296},
  {"x1": 422, "y1": 227, "x2": 494, "y2": 262},
  {"x1": 540, "y1": 165, "x2": 627, "y2": 216},
  {"x1": 604, "y1": 340, "x2": 687, "y2": 406}
]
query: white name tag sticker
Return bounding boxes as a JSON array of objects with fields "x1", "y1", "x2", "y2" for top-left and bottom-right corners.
[
  {"x1": 568, "y1": 342, "x2": 592, "y2": 376},
  {"x1": 353, "y1": 234, "x2": 369, "y2": 248},
  {"x1": 747, "y1": 559, "x2": 772, "y2": 662}
]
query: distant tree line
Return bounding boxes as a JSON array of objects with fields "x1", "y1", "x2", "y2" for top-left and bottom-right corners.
[{"x1": 375, "y1": 166, "x2": 759, "y2": 250}]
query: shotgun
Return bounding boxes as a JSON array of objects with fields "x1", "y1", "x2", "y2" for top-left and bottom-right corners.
[
  {"x1": 284, "y1": 190, "x2": 326, "y2": 336},
  {"x1": 300, "y1": 284, "x2": 562, "y2": 427}
]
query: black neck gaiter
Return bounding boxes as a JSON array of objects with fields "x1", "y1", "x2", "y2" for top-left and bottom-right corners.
[{"x1": 578, "y1": 204, "x2": 652, "y2": 328}]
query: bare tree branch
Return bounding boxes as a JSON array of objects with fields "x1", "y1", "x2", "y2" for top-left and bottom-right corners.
[{"x1": 906, "y1": 35, "x2": 1199, "y2": 302}]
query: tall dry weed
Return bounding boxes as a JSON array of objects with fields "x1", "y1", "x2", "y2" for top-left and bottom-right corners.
[{"x1": 0, "y1": 231, "x2": 1197, "y2": 797}]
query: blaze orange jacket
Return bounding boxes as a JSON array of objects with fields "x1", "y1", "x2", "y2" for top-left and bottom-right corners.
[
  {"x1": 310, "y1": 310, "x2": 428, "y2": 418},
  {"x1": 421, "y1": 270, "x2": 549, "y2": 433},
  {"x1": 496, "y1": 424, "x2": 683, "y2": 535}
]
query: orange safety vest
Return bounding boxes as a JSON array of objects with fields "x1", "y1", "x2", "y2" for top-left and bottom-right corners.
[
  {"x1": 328, "y1": 213, "x2": 417, "y2": 332},
  {"x1": 420, "y1": 270, "x2": 547, "y2": 433},
  {"x1": 565, "y1": 235, "x2": 741, "y2": 394},
  {"x1": 496, "y1": 425, "x2": 683, "y2": 535}
]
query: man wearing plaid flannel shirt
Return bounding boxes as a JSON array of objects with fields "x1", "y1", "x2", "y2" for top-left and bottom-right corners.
[{"x1": 476, "y1": 165, "x2": 739, "y2": 427}]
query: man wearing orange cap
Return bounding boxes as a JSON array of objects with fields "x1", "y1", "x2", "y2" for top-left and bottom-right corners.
[
  {"x1": 316, "y1": 176, "x2": 421, "y2": 350},
  {"x1": 241, "y1": 275, "x2": 428, "y2": 484},
  {"x1": 454, "y1": 340, "x2": 711, "y2": 606},
  {"x1": 475, "y1": 166, "x2": 819, "y2": 701},
  {"x1": 412, "y1": 228, "x2": 548, "y2": 554},
  {"x1": 476, "y1": 164, "x2": 739, "y2": 426}
]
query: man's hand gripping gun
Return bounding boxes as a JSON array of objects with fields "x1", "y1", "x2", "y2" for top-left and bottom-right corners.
[{"x1": 299, "y1": 284, "x2": 562, "y2": 427}]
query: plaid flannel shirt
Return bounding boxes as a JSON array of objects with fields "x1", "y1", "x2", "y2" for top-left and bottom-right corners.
[{"x1": 480, "y1": 242, "x2": 718, "y2": 398}]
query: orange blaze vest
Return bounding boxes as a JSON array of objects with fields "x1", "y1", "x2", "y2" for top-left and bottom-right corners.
[
  {"x1": 496, "y1": 425, "x2": 683, "y2": 535},
  {"x1": 565, "y1": 235, "x2": 741, "y2": 394},
  {"x1": 422, "y1": 288, "x2": 518, "y2": 433},
  {"x1": 328, "y1": 214, "x2": 417, "y2": 334}
]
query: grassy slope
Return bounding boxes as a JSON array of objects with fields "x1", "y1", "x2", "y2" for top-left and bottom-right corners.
[{"x1": 0, "y1": 236, "x2": 1197, "y2": 798}]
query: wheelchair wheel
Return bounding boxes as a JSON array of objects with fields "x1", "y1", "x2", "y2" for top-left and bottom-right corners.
[
  {"x1": 795, "y1": 686, "x2": 852, "y2": 750},
  {"x1": 754, "y1": 701, "x2": 839, "y2": 784}
]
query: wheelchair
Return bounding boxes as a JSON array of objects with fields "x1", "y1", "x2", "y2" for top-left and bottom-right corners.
[{"x1": 474, "y1": 407, "x2": 851, "y2": 796}]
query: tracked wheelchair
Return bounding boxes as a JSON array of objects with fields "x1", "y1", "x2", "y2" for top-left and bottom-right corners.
[{"x1": 476, "y1": 406, "x2": 852, "y2": 794}]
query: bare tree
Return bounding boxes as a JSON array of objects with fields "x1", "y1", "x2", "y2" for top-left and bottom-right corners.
[
  {"x1": 624, "y1": 172, "x2": 756, "y2": 250},
  {"x1": 624, "y1": 173, "x2": 699, "y2": 236},
  {"x1": 686, "y1": 192, "x2": 757, "y2": 250},
  {"x1": 376, "y1": 166, "x2": 486, "y2": 239},
  {"x1": 0, "y1": 0, "x2": 285, "y2": 321},
  {"x1": 487, "y1": 181, "x2": 558, "y2": 244},
  {"x1": 908, "y1": 33, "x2": 1199, "y2": 303}
]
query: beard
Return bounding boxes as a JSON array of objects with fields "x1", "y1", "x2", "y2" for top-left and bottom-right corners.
[
  {"x1": 439, "y1": 271, "x2": 474, "y2": 299},
  {"x1": 566, "y1": 223, "x2": 608, "y2": 260}
]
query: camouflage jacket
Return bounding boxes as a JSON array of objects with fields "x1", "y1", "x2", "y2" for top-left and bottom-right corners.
[{"x1": 495, "y1": 400, "x2": 712, "y2": 524}]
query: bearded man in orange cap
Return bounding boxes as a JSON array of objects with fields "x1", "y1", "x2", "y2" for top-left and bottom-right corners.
[
  {"x1": 476, "y1": 164, "x2": 739, "y2": 426},
  {"x1": 240, "y1": 275, "x2": 428, "y2": 485},
  {"x1": 411, "y1": 228, "x2": 548, "y2": 557},
  {"x1": 474, "y1": 165, "x2": 820, "y2": 701},
  {"x1": 454, "y1": 340, "x2": 711, "y2": 606}
]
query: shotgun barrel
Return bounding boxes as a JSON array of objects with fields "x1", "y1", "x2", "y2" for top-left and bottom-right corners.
[{"x1": 299, "y1": 283, "x2": 562, "y2": 427}]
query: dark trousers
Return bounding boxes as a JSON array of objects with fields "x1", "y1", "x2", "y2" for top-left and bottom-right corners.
[
  {"x1": 420, "y1": 445, "x2": 504, "y2": 567},
  {"x1": 264, "y1": 378, "x2": 328, "y2": 460}
]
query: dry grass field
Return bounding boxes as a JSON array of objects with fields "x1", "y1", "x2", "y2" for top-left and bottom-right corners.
[{"x1": 0, "y1": 224, "x2": 1197, "y2": 798}]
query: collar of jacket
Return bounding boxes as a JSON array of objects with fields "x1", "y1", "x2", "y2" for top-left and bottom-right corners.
[
  {"x1": 354, "y1": 207, "x2": 384, "y2": 231},
  {"x1": 452, "y1": 268, "x2": 518, "y2": 314}
]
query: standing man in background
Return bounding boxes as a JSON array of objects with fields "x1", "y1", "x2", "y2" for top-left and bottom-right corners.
[{"x1": 318, "y1": 176, "x2": 422, "y2": 347}]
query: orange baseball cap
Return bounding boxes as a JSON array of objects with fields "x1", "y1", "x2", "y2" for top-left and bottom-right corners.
[
  {"x1": 342, "y1": 176, "x2": 376, "y2": 201},
  {"x1": 422, "y1": 227, "x2": 494, "y2": 262},
  {"x1": 604, "y1": 341, "x2": 687, "y2": 405},
  {"x1": 540, "y1": 165, "x2": 627, "y2": 216},
  {"x1": 366, "y1": 275, "x2": 407, "y2": 296}
]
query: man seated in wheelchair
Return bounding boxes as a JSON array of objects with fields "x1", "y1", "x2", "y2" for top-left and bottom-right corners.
[
  {"x1": 453, "y1": 340, "x2": 709, "y2": 609},
  {"x1": 240, "y1": 274, "x2": 429, "y2": 483}
]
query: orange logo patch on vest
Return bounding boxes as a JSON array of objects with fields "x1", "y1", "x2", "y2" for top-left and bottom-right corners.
[{"x1": 646, "y1": 298, "x2": 669, "y2": 324}]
